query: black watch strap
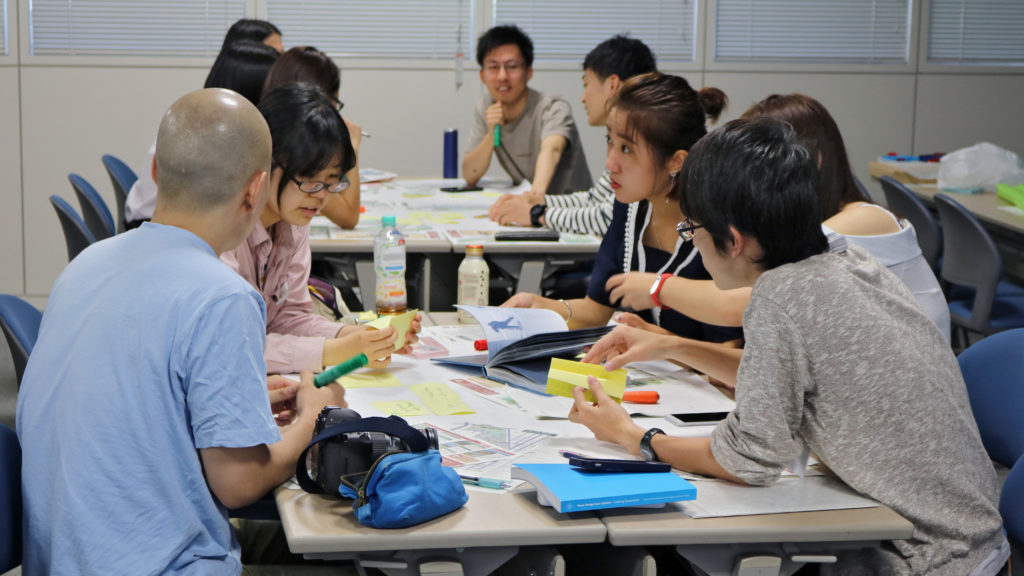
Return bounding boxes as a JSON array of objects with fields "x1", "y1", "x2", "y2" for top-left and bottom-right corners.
[
  {"x1": 640, "y1": 428, "x2": 665, "y2": 462},
  {"x1": 529, "y1": 204, "x2": 547, "y2": 227}
]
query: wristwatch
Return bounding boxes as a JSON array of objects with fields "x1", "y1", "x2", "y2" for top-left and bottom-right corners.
[
  {"x1": 529, "y1": 204, "x2": 547, "y2": 227},
  {"x1": 649, "y1": 273, "x2": 672, "y2": 309},
  {"x1": 640, "y1": 428, "x2": 665, "y2": 462}
]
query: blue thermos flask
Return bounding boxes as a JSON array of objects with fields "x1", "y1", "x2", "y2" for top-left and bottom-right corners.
[{"x1": 443, "y1": 129, "x2": 458, "y2": 179}]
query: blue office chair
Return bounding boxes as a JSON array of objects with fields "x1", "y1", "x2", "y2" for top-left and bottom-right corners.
[
  {"x1": 936, "y1": 194, "x2": 1024, "y2": 348},
  {"x1": 1001, "y1": 455, "x2": 1024, "y2": 569},
  {"x1": 102, "y1": 154, "x2": 138, "y2": 234},
  {"x1": 0, "y1": 295, "x2": 42, "y2": 387},
  {"x1": 50, "y1": 195, "x2": 96, "y2": 262},
  {"x1": 69, "y1": 173, "x2": 115, "y2": 240},
  {"x1": 957, "y1": 328, "x2": 1024, "y2": 468},
  {"x1": 0, "y1": 423, "x2": 21, "y2": 573}
]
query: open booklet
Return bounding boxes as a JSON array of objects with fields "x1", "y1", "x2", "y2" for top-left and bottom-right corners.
[{"x1": 433, "y1": 306, "x2": 612, "y2": 395}]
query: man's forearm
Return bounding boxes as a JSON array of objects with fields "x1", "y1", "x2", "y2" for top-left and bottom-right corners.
[
  {"x1": 531, "y1": 135, "x2": 567, "y2": 195},
  {"x1": 463, "y1": 138, "x2": 494, "y2": 186}
]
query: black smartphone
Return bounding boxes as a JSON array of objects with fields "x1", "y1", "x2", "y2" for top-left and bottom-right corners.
[
  {"x1": 494, "y1": 229, "x2": 560, "y2": 241},
  {"x1": 440, "y1": 186, "x2": 484, "y2": 192},
  {"x1": 568, "y1": 456, "x2": 671, "y2": 473},
  {"x1": 665, "y1": 412, "x2": 729, "y2": 427}
]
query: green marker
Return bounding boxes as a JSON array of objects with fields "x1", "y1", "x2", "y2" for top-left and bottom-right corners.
[
  {"x1": 314, "y1": 353, "x2": 369, "y2": 388},
  {"x1": 493, "y1": 124, "x2": 501, "y2": 147}
]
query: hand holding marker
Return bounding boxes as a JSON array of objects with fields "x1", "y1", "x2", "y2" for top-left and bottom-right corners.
[{"x1": 314, "y1": 353, "x2": 369, "y2": 388}]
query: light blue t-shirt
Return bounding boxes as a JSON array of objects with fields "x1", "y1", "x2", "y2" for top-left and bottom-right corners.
[{"x1": 18, "y1": 223, "x2": 280, "y2": 575}]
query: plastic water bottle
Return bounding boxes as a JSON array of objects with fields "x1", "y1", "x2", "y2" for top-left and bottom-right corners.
[
  {"x1": 374, "y1": 216, "x2": 407, "y2": 315},
  {"x1": 457, "y1": 244, "x2": 489, "y2": 323}
]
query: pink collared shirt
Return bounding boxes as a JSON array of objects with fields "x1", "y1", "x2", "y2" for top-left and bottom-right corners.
[{"x1": 221, "y1": 222, "x2": 340, "y2": 373}]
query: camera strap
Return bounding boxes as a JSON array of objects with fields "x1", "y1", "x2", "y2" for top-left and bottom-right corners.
[{"x1": 295, "y1": 415, "x2": 431, "y2": 494}]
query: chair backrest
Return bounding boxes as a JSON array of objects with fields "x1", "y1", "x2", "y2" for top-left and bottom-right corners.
[
  {"x1": 102, "y1": 154, "x2": 138, "y2": 234},
  {"x1": 0, "y1": 295, "x2": 42, "y2": 387},
  {"x1": 49, "y1": 195, "x2": 96, "y2": 262},
  {"x1": 957, "y1": 328, "x2": 1024, "y2": 467},
  {"x1": 879, "y1": 176, "x2": 942, "y2": 272},
  {"x1": 1002, "y1": 455, "x2": 1024, "y2": 552},
  {"x1": 935, "y1": 193, "x2": 1003, "y2": 333},
  {"x1": 69, "y1": 173, "x2": 115, "y2": 240},
  {"x1": 0, "y1": 423, "x2": 21, "y2": 573}
]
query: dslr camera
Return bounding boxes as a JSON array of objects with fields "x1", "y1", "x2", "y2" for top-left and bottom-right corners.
[{"x1": 311, "y1": 406, "x2": 440, "y2": 495}]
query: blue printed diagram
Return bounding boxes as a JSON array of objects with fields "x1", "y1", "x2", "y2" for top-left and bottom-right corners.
[{"x1": 488, "y1": 317, "x2": 521, "y2": 333}]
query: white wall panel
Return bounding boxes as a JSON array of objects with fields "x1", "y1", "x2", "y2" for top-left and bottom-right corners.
[{"x1": 0, "y1": 66, "x2": 23, "y2": 294}]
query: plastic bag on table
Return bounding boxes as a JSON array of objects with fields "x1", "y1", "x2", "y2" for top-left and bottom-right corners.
[{"x1": 938, "y1": 142, "x2": 1024, "y2": 192}]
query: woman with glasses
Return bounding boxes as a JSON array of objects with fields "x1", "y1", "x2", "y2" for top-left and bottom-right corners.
[
  {"x1": 221, "y1": 83, "x2": 405, "y2": 374},
  {"x1": 262, "y1": 46, "x2": 364, "y2": 230},
  {"x1": 503, "y1": 73, "x2": 743, "y2": 344}
]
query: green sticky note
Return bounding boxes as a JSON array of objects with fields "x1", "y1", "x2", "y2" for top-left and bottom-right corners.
[
  {"x1": 546, "y1": 358, "x2": 627, "y2": 404},
  {"x1": 336, "y1": 371, "x2": 402, "y2": 389},
  {"x1": 411, "y1": 382, "x2": 476, "y2": 415},
  {"x1": 366, "y1": 309, "x2": 418, "y2": 350},
  {"x1": 372, "y1": 400, "x2": 429, "y2": 417}
]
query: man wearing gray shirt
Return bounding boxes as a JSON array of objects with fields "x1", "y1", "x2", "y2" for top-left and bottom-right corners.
[
  {"x1": 573, "y1": 118, "x2": 1008, "y2": 575},
  {"x1": 463, "y1": 25, "x2": 592, "y2": 199}
]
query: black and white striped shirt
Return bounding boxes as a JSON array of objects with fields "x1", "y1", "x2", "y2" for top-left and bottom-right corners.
[{"x1": 542, "y1": 170, "x2": 614, "y2": 236}]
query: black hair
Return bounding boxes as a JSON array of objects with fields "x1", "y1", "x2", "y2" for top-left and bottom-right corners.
[
  {"x1": 476, "y1": 25, "x2": 534, "y2": 67},
  {"x1": 258, "y1": 83, "x2": 356, "y2": 204},
  {"x1": 679, "y1": 117, "x2": 828, "y2": 271},
  {"x1": 204, "y1": 41, "x2": 279, "y2": 105},
  {"x1": 741, "y1": 94, "x2": 870, "y2": 220},
  {"x1": 611, "y1": 73, "x2": 726, "y2": 198},
  {"x1": 583, "y1": 35, "x2": 657, "y2": 81},
  {"x1": 222, "y1": 19, "x2": 281, "y2": 51},
  {"x1": 262, "y1": 46, "x2": 340, "y2": 101}
]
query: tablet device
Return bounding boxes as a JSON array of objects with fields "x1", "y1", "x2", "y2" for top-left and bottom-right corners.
[
  {"x1": 665, "y1": 412, "x2": 729, "y2": 427},
  {"x1": 494, "y1": 229, "x2": 560, "y2": 241},
  {"x1": 567, "y1": 456, "x2": 671, "y2": 473}
]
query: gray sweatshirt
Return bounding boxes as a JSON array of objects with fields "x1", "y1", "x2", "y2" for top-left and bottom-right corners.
[{"x1": 711, "y1": 244, "x2": 1005, "y2": 575}]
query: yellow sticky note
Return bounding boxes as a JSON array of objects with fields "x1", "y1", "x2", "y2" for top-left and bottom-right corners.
[
  {"x1": 372, "y1": 400, "x2": 429, "y2": 417},
  {"x1": 336, "y1": 371, "x2": 402, "y2": 389},
  {"x1": 366, "y1": 309, "x2": 418, "y2": 350},
  {"x1": 411, "y1": 382, "x2": 475, "y2": 415},
  {"x1": 546, "y1": 358, "x2": 627, "y2": 403}
]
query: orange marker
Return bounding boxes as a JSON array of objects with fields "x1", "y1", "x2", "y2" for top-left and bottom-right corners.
[
  {"x1": 359, "y1": 205, "x2": 366, "y2": 213},
  {"x1": 473, "y1": 339, "x2": 488, "y2": 351},
  {"x1": 622, "y1": 390, "x2": 659, "y2": 404}
]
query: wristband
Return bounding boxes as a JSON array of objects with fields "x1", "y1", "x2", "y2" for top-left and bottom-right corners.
[{"x1": 649, "y1": 273, "x2": 672, "y2": 309}]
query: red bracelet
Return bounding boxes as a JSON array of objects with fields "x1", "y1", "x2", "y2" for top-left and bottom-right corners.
[{"x1": 649, "y1": 273, "x2": 673, "y2": 309}]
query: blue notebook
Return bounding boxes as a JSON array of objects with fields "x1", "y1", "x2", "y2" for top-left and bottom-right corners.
[{"x1": 511, "y1": 463, "x2": 696, "y2": 513}]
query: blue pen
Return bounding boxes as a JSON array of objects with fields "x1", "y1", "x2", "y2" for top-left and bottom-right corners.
[{"x1": 459, "y1": 474, "x2": 509, "y2": 490}]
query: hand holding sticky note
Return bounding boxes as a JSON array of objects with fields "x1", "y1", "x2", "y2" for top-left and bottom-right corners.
[
  {"x1": 546, "y1": 358, "x2": 627, "y2": 403},
  {"x1": 366, "y1": 309, "x2": 418, "y2": 350}
]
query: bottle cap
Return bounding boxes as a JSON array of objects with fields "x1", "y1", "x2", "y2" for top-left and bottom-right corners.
[
  {"x1": 466, "y1": 244, "x2": 484, "y2": 255},
  {"x1": 382, "y1": 215, "x2": 396, "y2": 227}
]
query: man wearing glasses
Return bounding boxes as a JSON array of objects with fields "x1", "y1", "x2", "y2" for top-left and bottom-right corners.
[{"x1": 463, "y1": 25, "x2": 592, "y2": 202}]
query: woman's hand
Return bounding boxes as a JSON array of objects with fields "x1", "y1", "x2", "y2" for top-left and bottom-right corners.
[
  {"x1": 568, "y1": 376, "x2": 645, "y2": 452},
  {"x1": 267, "y1": 375, "x2": 299, "y2": 426},
  {"x1": 582, "y1": 324, "x2": 679, "y2": 371},
  {"x1": 613, "y1": 312, "x2": 673, "y2": 335},
  {"x1": 396, "y1": 312, "x2": 423, "y2": 354},
  {"x1": 606, "y1": 272, "x2": 660, "y2": 311},
  {"x1": 489, "y1": 194, "x2": 534, "y2": 227},
  {"x1": 501, "y1": 292, "x2": 543, "y2": 309},
  {"x1": 327, "y1": 325, "x2": 397, "y2": 369}
]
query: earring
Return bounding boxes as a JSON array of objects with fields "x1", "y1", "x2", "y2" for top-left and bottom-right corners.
[{"x1": 670, "y1": 170, "x2": 678, "y2": 178}]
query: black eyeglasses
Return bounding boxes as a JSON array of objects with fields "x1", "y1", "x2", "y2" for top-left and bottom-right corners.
[
  {"x1": 675, "y1": 218, "x2": 703, "y2": 242},
  {"x1": 291, "y1": 174, "x2": 350, "y2": 194}
]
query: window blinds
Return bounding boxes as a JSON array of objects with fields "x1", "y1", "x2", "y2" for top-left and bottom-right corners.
[
  {"x1": 714, "y1": 0, "x2": 910, "y2": 64},
  {"x1": 928, "y1": 0, "x2": 1024, "y2": 65},
  {"x1": 494, "y1": 0, "x2": 696, "y2": 63},
  {"x1": 29, "y1": 0, "x2": 245, "y2": 56},
  {"x1": 265, "y1": 0, "x2": 472, "y2": 60}
]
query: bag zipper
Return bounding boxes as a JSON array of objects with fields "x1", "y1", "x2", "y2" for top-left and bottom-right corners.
[{"x1": 340, "y1": 450, "x2": 404, "y2": 508}]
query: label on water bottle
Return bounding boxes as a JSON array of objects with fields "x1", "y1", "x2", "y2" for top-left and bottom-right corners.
[{"x1": 375, "y1": 234, "x2": 407, "y2": 314}]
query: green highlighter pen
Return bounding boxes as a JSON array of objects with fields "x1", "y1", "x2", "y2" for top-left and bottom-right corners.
[
  {"x1": 314, "y1": 353, "x2": 369, "y2": 388},
  {"x1": 493, "y1": 124, "x2": 501, "y2": 147}
]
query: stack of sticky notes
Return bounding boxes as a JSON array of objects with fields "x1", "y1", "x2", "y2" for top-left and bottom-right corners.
[
  {"x1": 997, "y1": 183, "x2": 1024, "y2": 211},
  {"x1": 545, "y1": 358, "x2": 627, "y2": 403},
  {"x1": 365, "y1": 309, "x2": 418, "y2": 350}
]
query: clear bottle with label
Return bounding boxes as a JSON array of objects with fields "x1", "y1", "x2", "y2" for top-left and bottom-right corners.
[
  {"x1": 457, "y1": 244, "x2": 489, "y2": 323},
  {"x1": 374, "y1": 216, "x2": 407, "y2": 315}
]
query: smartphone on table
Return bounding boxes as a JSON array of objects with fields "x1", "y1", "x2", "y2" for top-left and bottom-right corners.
[
  {"x1": 664, "y1": 412, "x2": 729, "y2": 427},
  {"x1": 567, "y1": 455, "x2": 670, "y2": 473}
]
